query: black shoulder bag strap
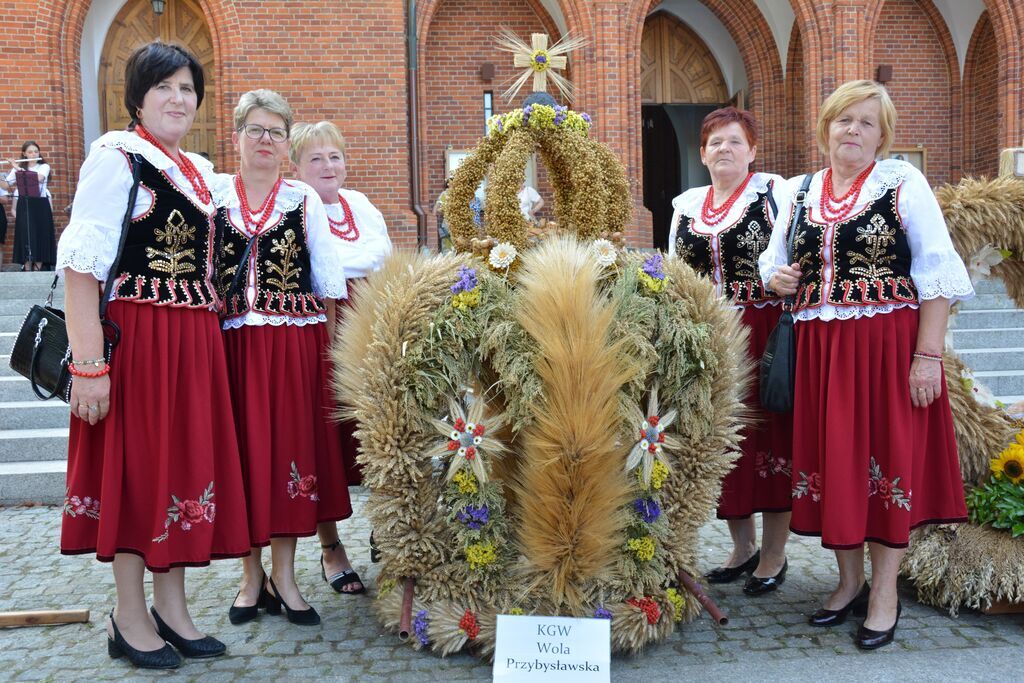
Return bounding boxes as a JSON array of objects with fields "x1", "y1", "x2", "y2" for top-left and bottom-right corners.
[
  {"x1": 765, "y1": 179, "x2": 778, "y2": 221},
  {"x1": 98, "y1": 152, "x2": 143, "y2": 347},
  {"x1": 782, "y1": 173, "x2": 814, "y2": 310}
]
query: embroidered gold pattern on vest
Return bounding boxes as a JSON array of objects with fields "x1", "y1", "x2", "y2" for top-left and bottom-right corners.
[
  {"x1": 732, "y1": 220, "x2": 771, "y2": 280},
  {"x1": 265, "y1": 229, "x2": 302, "y2": 291},
  {"x1": 146, "y1": 209, "x2": 197, "y2": 277},
  {"x1": 847, "y1": 213, "x2": 897, "y2": 280}
]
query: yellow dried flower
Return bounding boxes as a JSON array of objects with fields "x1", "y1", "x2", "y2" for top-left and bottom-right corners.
[
  {"x1": 508, "y1": 607, "x2": 525, "y2": 616},
  {"x1": 527, "y1": 104, "x2": 557, "y2": 131},
  {"x1": 465, "y1": 541, "x2": 498, "y2": 570},
  {"x1": 666, "y1": 587, "x2": 685, "y2": 622},
  {"x1": 376, "y1": 578, "x2": 396, "y2": 599},
  {"x1": 627, "y1": 535, "x2": 656, "y2": 562},
  {"x1": 639, "y1": 271, "x2": 668, "y2": 294},
  {"x1": 451, "y1": 289, "x2": 480, "y2": 311},
  {"x1": 637, "y1": 460, "x2": 669, "y2": 491},
  {"x1": 453, "y1": 469, "x2": 478, "y2": 495}
]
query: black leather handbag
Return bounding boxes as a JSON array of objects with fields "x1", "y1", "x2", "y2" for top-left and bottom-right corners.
[
  {"x1": 759, "y1": 173, "x2": 812, "y2": 413},
  {"x1": 9, "y1": 154, "x2": 141, "y2": 403}
]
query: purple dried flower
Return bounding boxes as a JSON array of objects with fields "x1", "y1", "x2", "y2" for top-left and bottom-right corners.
[
  {"x1": 581, "y1": 113, "x2": 592, "y2": 124},
  {"x1": 642, "y1": 253, "x2": 665, "y2": 280},
  {"x1": 535, "y1": 54, "x2": 548, "y2": 64},
  {"x1": 634, "y1": 497, "x2": 661, "y2": 524},
  {"x1": 456, "y1": 504, "x2": 490, "y2": 530},
  {"x1": 451, "y1": 265, "x2": 479, "y2": 294},
  {"x1": 594, "y1": 606, "x2": 612, "y2": 620},
  {"x1": 414, "y1": 610, "x2": 430, "y2": 646}
]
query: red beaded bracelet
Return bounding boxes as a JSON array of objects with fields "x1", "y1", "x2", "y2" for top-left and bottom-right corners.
[
  {"x1": 913, "y1": 351, "x2": 943, "y2": 361},
  {"x1": 68, "y1": 362, "x2": 111, "y2": 378}
]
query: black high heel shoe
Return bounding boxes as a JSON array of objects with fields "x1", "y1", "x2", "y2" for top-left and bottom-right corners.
[
  {"x1": 705, "y1": 549, "x2": 760, "y2": 584},
  {"x1": 151, "y1": 607, "x2": 226, "y2": 658},
  {"x1": 742, "y1": 559, "x2": 788, "y2": 595},
  {"x1": 809, "y1": 582, "x2": 870, "y2": 627},
  {"x1": 228, "y1": 572, "x2": 271, "y2": 625},
  {"x1": 107, "y1": 610, "x2": 181, "y2": 670},
  {"x1": 856, "y1": 600, "x2": 901, "y2": 650},
  {"x1": 266, "y1": 576, "x2": 320, "y2": 626}
]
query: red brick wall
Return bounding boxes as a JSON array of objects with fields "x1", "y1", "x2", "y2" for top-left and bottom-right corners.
[
  {"x1": 419, "y1": 0, "x2": 559, "y2": 247},
  {"x1": 965, "y1": 12, "x2": 1000, "y2": 178},
  {"x1": 785, "y1": 26, "x2": 808, "y2": 177},
  {"x1": 871, "y1": 0, "x2": 956, "y2": 186}
]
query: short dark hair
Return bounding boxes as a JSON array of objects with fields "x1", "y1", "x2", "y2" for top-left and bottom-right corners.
[{"x1": 123, "y1": 41, "x2": 205, "y2": 129}]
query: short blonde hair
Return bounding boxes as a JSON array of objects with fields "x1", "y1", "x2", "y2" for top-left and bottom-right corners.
[
  {"x1": 289, "y1": 121, "x2": 347, "y2": 164},
  {"x1": 816, "y1": 80, "x2": 896, "y2": 157},
  {"x1": 233, "y1": 89, "x2": 293, "y2": 133}
]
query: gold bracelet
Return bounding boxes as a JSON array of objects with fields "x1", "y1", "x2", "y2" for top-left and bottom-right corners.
[{"x1": 71, "y1": 358, "x2": 106, "y2": 367}]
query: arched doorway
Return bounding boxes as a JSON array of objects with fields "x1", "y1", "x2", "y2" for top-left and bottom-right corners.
[
  {"x1": 98, "y1": 0, "x2": 216, "y2": 161},
  {"x1": 640, "y1": 11, "x2": 727, "y2": 249}
]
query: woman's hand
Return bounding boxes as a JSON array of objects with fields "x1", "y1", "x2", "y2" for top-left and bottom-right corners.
[
  {"x1": 909, "y1": 356, "x2": 943, "y2": 408},
  {"x1": 70, "y1": 375, "x2": 111, "y2": 425},
  {"x1": 769, "y1": 262, "x2": 802, "y2": 296}
]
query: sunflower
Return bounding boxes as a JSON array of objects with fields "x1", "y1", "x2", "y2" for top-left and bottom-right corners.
[{"x1": 990, "y1": 442, "x2": 1024, "y2": 485}]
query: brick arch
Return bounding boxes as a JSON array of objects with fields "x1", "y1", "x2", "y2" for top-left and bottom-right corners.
[
  {"x1": 979, "y1": 0, "x2": 1023, "y2": 149},
  {"x1": 787, "y1": 0, "x2": 834, "y2": 153},
  {"x1": 866, "y1": 0, "x2": 961, "y2": 184},
  {"x1": 39, "y1": 0, "x2": 242, "y2": 187},
  {"x1": 624, "y1": 0, "x2": 786, "y2": 176},
  {"x1": 962, "y1": 11, "x2": 1000, "y2": 177}
]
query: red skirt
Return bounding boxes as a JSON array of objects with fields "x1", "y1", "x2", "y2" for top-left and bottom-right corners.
[
  {"x1": 224, "y1": 322, "x2": 352, "y2": 545},
  {"x1": 790, "y1": 306, "x2": 967, "y2": 549},
  {"x1": 717, "y1": 304, "x2": 794, "y2": 519},
  {"x1": 61, "y1": 301, "x2": 250, "y2": 572},
  {"x1": 334, "y1": 287, "x2": 363, "y2": 486}
]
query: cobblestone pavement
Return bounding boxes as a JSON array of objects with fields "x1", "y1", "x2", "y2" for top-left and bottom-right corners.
[{"x1": 1, "y1": 489, "x2": 1021, "y2": 682}]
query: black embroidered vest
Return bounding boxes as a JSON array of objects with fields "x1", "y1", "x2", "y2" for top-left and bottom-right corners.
[
  {"x1": 215, "y1": 198, "x2": 326, "y2": 319},
  {"x1": 112, "y1": 155, "x2": 218, "y2": 308},
  {"x1": 792, "y1": 187, "x2": 917, "y2": 311},
  {"x1": 674, "y1": 189, "x2": 778, "y2": 305}
]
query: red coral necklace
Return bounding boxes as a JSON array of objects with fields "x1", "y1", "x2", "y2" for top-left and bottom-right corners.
[
  {"x1": 701, "y1": 172, "x2": 754, "y2": 226},
  {"x1": 136, "y1": 124, "x2": 211, "y2": 204},
  {"x1": 820, "y1": 162, "x2": 875, "y2": 223},
  {"x1": 234, "y1": 175, "x2": 283, "y2": 235},
  {"x1": 327, "y1": 193, "x2": 360, "y2": 242}
]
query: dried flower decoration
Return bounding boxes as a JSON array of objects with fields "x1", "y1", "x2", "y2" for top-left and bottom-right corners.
[
  {"x1": 451, "y1": 265, "x2": 481, "y2": 310},
  {"x1": 489, "y1": 242, "x2": 518, "y2": 271},
  {"x1": 638, "y1": 253, "x2": 668, "y2": 294},
  {"x1": 429, "y1": 397, "x2": 508, "y2": 484},
  {"x1": 493, "y1": 30, "x2": 587, "y2": 102},
  {"x1": 592, "y1": 238, "x2": 617, "y2": 268},
  {"x1": 626, "y1": 385, "x2": 679, "y2": 488}
]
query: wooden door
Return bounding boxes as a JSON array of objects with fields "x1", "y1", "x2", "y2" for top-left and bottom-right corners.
[
  {"x1": 99, "y1": 0, "x2": 216, "y2": 161},
  {"x1": 640, "y1": 12, "x2": 727, "y2": 105}
]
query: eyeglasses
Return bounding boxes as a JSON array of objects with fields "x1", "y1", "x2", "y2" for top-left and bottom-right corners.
[{"x1": 239, "y1": 124, "x2": 288, "y2": 143}]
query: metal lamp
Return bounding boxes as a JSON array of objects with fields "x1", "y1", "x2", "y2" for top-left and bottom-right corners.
[{"x1": 151, "y1": 0, "x2": 166, "y2": 15}]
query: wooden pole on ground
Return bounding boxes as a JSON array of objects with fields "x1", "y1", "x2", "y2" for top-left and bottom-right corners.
[{"x1": 0, "y1": 609, "x2": 90, "y2": 628}]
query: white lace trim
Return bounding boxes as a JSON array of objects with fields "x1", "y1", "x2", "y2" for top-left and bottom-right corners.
[
  {"x1": 93, "y1": 130, "x2": 214, "y2": 175},
  {"x1": 912, "y1": 250, "x2": 975, "y2": 303},
  {"x1": 222, "y1": 312, "x2": 327, "y2": 329},
  {"x1": 794, "y1": 302, "x2": 918, "y2": 322},
  {"x1": 210, "y1": 175, "x2": 311, "y2": 213},
  {"x1": 672, "y1": 173, "x2": 782, "y2": 224}
]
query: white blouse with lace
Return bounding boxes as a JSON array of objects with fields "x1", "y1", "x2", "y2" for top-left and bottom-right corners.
[
  {"x1": 56, "y1": 130, "x2": 215, "y2": 286},
  {"x1": 757, "y1": 159, "x2": 974, "y2": 321},
  {"x1": 210, "y1": 174, "x2": 347, "y2": 330},
  {"x1": 667, "y1": 172, "x2": 792, "y2": 306},
  {"x1": 326, "y1": 188, "x2": 392, "y2": 279}
]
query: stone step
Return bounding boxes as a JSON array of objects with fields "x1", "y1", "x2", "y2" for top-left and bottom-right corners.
[
  {"x1": 949, "y1": 328, "x2": 1024, "y2": 350},
  {"x1": 0, "y1": 400, "x2": 69, "y2": 430},
  {"x1": 0, "y1": 282, "x2": 64, "y2": 300},
  {"x1": 0, "y1": 298, "x2": 64, "y2": 316},
  {"x1": 959, "y1": 293, "x2": 1019, "y2": 310},
  {"x1": 0, "y1": 376, "x2": 51, "y2": 402},
  {"x1": 0, "y1": 354, "x2": 14, "y2": 377},
  {"x1": 950, "y1": 309, "x2": 1024, "y2": 329},
  {"x1": 0, "y1": 314, "x2": 29, "y2": 334},
  {"x1": 972, "y1": 278, "x2": 1010, "y2": 296},
  {"x1": 0, "y1": 332, "x2": 15, "y2": 355},
  {"x1": 956, "y1": 347, "x2": 1024, "y2": 372},
  {"x1": 0, "y1": 428, "x2": 68, "y2": 463},
  {"x1": 0, "y1": 460, "x2": 66, "y2": 505},
  {"x1": 972, "y1": 370, "x2": 1024, "y2": 397},
  {"x1": 0, "y1": 271, "x2": 60, "y2": 285}
]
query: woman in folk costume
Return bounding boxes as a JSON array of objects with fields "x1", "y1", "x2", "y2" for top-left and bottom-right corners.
[
  {"x1": 668, "y1": 107, "x2": 794, "y2": 596},
  {"x1": 59, "y1": 42, "x2": 249, "y2": 669},
  {"x1": 762, "y1": 80, "x2": 973, "y2": 649},
  {"x1": 215, "y1": 91, "x2": 351, "y2": 627},
  {"x1": 289, "y1": 120, "x2": 393, "y2": 595}
]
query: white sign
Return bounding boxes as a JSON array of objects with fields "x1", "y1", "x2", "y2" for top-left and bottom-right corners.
[{"x1": 493, "y1": 614, "x2": 610, "y2": 682}]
